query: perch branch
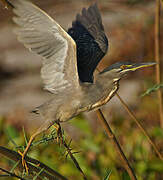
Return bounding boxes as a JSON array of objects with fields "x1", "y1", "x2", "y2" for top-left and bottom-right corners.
[
  {"x1": 0, "y1": 146, "x2": 67, "y2": 180},
  {"x1": 155, "y1": 0, "x2": 163, "y2": 128},
  {"x1": 0, "y1": 167, "x2": 26, "y2": 180},
  {"x1": 96, "y1": 109, "x2": 137, "y2": 180},
  {"x1": 63, "y1": 141, "x2": 87, "y2": 180},
  {"x1": 55, "y1": 123, "x2": 87, "y2": 180},
  {"x1": 116, "y1": 93, "x2": 163, "y2": 160}
]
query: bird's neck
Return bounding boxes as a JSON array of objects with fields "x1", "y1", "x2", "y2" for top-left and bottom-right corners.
[
  {"x1": 95, "y1": 72, "x2": 119, "y2": 93},
  {"x1": 80, "y1": 73, "x2": 119, "y2": 111},
  {"x1": 92, "y1": 73, "x2": 119, "y2": 108}
]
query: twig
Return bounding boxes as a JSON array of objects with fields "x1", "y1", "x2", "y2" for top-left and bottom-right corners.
[
  {"x1": 155, "y1": 0, "x2": 163, "y2": 128},
  {"x1": 141, "y1": 84, "x2": 163, "y2": 97},
  {"x1": 63, "y1": 141, "x2": 87, "y2": 180},
  {"x1": 96, "y1": 109, "x2": 137, "y2": 180},
  {"x1": 0, "y1": 146, "x2": 67, "y2": 180},
  {"x1": 52, "y1": 123, "x2": 87, "y2": 179},
  {"x1": 0, "y1": 167, "x2": 26, "y2": 180},
  {"x1": 16, "y1": 129, "x2": 57, "y2": 150},
  {"x1": 53, "y1": 122, "x2": 87, "y2": 180},
  {"x1": 116, "y1": 93, "x2": 163, "y2": 160}
]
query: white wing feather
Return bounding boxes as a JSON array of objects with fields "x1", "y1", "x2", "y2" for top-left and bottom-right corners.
[{"x1": 12, "y1": 0, "x2": 79, "y2": 93}]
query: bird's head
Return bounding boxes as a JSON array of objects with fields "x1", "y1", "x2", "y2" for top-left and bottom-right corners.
[{"x1": 99, "y1": 61, "x2": 156, "y2": 81}]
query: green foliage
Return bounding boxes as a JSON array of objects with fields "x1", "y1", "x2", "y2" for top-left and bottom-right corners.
[
  {"x1": 141, "y1": 83, "x2": 163, "y2": 97},
  {"x1": 150, "y1": 127, "x2": 163, "y2": 138},
  {"x1": 104, "y1": 169, "x2": 112, "y2": 180},
  {"x1": 122, "y1": 172, "x2": 130, "y2": 180},
  {"x1": 71, "y1": 115, "x2": 92, "y2": 135},
  {"x1": 0, "y1": 113, "x2": 163, "y2": 179},
  {"x1": 33, "y1": 168, "x2": 45, "y2": 180},
  {"x1": 10, "y1": 161, "x2": 20, "y2": 172},
  {"x1": 5, "y1": 125, "x2": 19, "y2": 139},
  {"x1": 148, "y1": 160, "x2": 163, "y2": 172}
]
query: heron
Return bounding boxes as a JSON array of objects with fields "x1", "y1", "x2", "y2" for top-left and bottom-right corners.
[{"x1": 6, "y1": 0, "x2": 155, "y2": 168}]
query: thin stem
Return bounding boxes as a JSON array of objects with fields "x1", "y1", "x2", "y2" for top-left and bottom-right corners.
[
  {"x1": 53, "y1": 123, "x2": 87, "y2": 180},
  {"x1": 63, "y1": 141, "x2": 87, "y2": 180},
  {"x1": 0, "y1": 146, "x2": 67, "y2": 180},
  {"x1": 0, "y1": 167, "x2": 26, "y2": 180},
  {"x1": 155, "y1": 0, "x2": 163, "y2": 128},
  {"x1": 116, "y1": 93, "x2": 163, "y2": 160},
  {"x1": 96, "y1": 109, "x2": 137, "y2": 180}
]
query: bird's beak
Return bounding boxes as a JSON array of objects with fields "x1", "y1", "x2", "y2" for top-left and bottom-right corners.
[{"x1": 121, "y1": 62, "x2": 156, "y2": 73}]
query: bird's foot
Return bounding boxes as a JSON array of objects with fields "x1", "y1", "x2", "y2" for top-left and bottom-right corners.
[
  {"x1": 18, "y1": 150, "x2": 29, "y2": 174},
  {"x1": 0, "y1": 0, "x2": 9, "y2": 9},
  {"x1": 53, "y1": 123, "x2": 63, "y2": 145}
]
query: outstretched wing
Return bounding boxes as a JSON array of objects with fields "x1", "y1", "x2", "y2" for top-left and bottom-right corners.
[
  {"x1": 68, "y1": 3, "x2": 108, "y2": 83},
  {"x1": 11, "y1": 0, "x2": 79, "y2": 93}
]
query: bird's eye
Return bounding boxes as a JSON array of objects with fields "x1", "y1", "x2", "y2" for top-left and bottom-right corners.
[
  {"x1": 120, "y1": 65, "x2": 127, "y2": 70},
  {"x1": 120, "y1": 65, "x2": 132, "y2": 70}
]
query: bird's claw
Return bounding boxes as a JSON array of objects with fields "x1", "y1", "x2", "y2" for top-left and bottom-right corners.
[
  {"x1": 0, "y1": 0, "x2": 9, "y2": 9},
  {"x1": 18, "y1": 150, "x2": 29, "y2": 174},
  {"x1": 53, "y1": 123, "x2": 63, "y2": 145}
]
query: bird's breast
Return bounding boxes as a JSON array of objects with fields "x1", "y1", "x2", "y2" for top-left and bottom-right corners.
[
  {"x1": 58, "y1": 98, "x2": 83, "y2": 121},
  {"x1": 90, "y1": 84, "x2": 119, "y2": 110}
]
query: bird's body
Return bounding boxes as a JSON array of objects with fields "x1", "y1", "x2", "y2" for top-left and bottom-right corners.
[
  {"x1": 36, "y1": 73, "x2": 118, "y2": 126},
  {"x1": 4, "y1": 0, "x2": 155, "y2": 164}
]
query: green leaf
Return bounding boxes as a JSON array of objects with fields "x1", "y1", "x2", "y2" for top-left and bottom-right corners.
[
  {"x1": 10, "y1": 161, "x2": 20, "y2": 172},
  {"x1": 22, "y1": 127, "x2": 28, "y2": 146},
  {"x1": 33, "y1": 168, "x2": 45, "y2": 180},
  {"x1": 71, "y1": 115, "x2": 91, "y2": 135},
  {"x1": 148, "y1": 160, "x2": 163, "y2": 172},
  {"x1": 5, "y1": 125, "x2": 19, "y2": 139},
  {"x1": 104, "y1": 169, "x2": 112, "y2": 180},
  {"x1": 136, "y1": 161, "x2": 147, "y2": 174},
  {"x1": 5, "y1": 125, "x2": 19, "y2": 146},
  {"x1": 141, "y1": 84, "x2": 163, "y2": 97},
  {"x1": 150, "y1": 127, "x2": 163, "y2": 137},
  {"x1": 82, "y1": 138, "x2": 100, "y2": 153},
  {"x1": 122, "y1": 171, "x2": 131, "y2": 180},
  {"x1": 0, "y1": 116, "x2": 4, "y2": 131}
]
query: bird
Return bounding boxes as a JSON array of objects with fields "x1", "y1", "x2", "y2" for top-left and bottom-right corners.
[{"x1": 5, "y1": 0, "x2": 155, "y2": 169}]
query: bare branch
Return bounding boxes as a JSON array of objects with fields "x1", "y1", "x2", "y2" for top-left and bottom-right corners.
[
  {"x1": 155, "y1": 0, "x2": 163, "y2": 127},
  {"x1": 0, "y1": 146, "x2": 67, "y2": 180},
  {"x1": 0, "y1": 167, "x2": 26, "y2": 180},
  {"x1": 116, "y1": 93, "x2": 163, "y2": 160},
  {"x1": 96, "y1": 109, "x2": 137, "y2": 180}
]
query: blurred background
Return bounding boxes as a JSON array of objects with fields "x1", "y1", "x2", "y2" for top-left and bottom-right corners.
[{"x1": 0, "y1": 0, "x2": 163, "y2": 179}]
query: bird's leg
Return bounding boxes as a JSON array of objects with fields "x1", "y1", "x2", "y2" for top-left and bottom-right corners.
[
  {"x1": 18, "y1": 130, "x2": 42, "y2": 173},
  {"x1": 53, "y1": 122, "x2": 63, "y2": 145},
  {"x1": 0, "y1": 0, "x2": 8, "y2": 8},
  {"x1": 18, "y1": 121, "x2": 56, "y2": 172},
  {"x1": 57, "y1": 123, "x2": 64, "y2": 144},
  {"x1": 0, "y1": 0, "x2": 13, "y2": 9},
  {"x1": 53, "y1": 124, "x2": 59, "y2": 143}
]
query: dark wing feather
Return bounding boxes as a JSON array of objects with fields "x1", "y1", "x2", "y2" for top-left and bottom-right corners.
[{"x1": 68, "y1": 3, "x2": 108, "y2": 83}]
